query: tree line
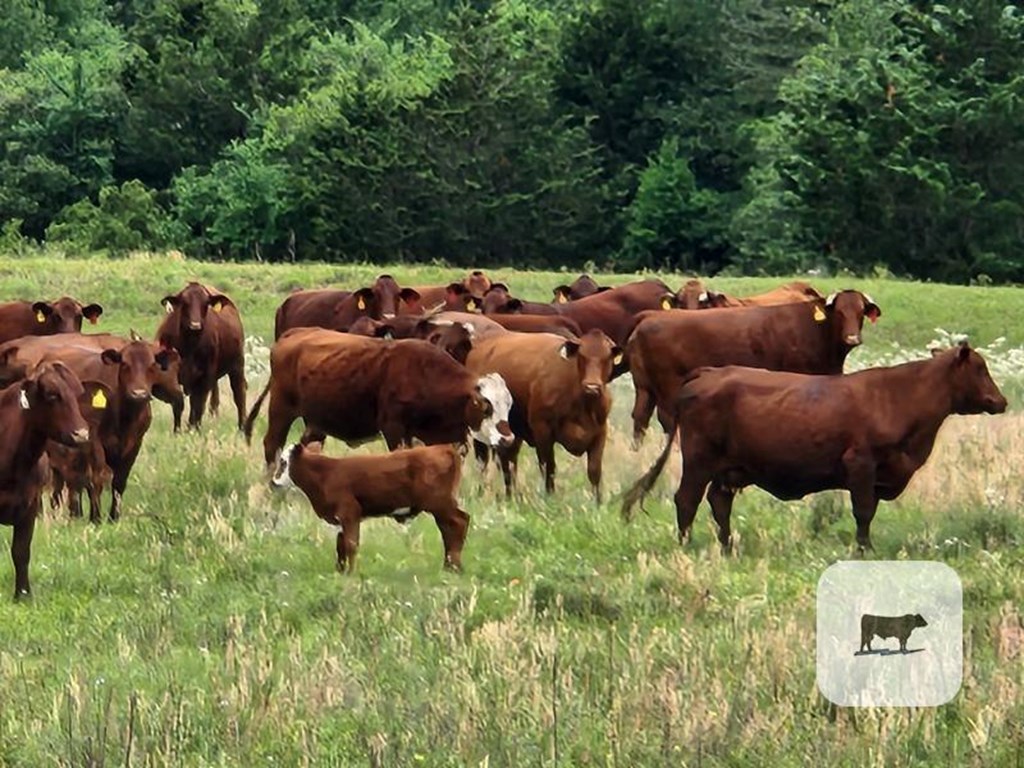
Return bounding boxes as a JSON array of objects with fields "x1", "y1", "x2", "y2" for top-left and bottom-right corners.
[{"x1": 1, "y1": 0, "x2": 1022, "y2": 283}]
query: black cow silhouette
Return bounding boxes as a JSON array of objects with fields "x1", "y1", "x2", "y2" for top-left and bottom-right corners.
[{"x1": 860, "y1": 613, "x2": 928, "y2": 653}]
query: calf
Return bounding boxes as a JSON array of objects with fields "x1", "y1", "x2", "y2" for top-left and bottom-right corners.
[
  {"x1": 46, "y1": 383, "x2": 114, "y2": 521},
  {"x1": 552, "y1": 274, "x2": 610, "y2": 303},
  {"x1": 244, "y1": 329, "x2": 514, "y2": 467},
  {"x1": 626, "y1": 289, "x2": 881, "y2": 444},
  {"x1": 272, "y1": 442, "x2": 470, "y2": 572},
  {"x1": 860, "y1": 614, "x2": 928, "y2": 653},
  {"x1": 465, "y1": 329, "x2": 620, "y2": 499},
  {"x1": 0, "y1": 362, "x2": 94, "y2": 599},
  {"x1": 158, "y1": 282, "x2": 246, "y2": 429},
  {"x1": 0, "y1": 297, "x2": 103, "y2": 345},
  {"x1": 620, "y1": 343, "x2": 1007, "y2": 551}
]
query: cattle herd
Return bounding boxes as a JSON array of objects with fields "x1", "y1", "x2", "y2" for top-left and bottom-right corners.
[{"x1": 0, "y1": 270, "x2": 1008, "y2": 599}]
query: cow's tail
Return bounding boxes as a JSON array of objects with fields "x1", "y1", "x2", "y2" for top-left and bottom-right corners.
[
  {"x1": 620, "y1": 418, "x2": 677, "y2": 523},
  {"x1": 243, "y1": 380, "x2": 271, "y2": 445}
]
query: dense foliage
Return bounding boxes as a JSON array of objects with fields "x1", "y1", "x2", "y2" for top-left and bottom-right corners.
[{"x1": 0, "y1": 0, "x2": 1022, "y2": 281}]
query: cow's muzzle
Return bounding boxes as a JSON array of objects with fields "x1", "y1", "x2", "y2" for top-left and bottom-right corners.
[
  {"x1": 189, "y1": 321, "x2": 202, "y2": 331},
  {"x1": 128, "y1": 388, "x2": 152, "y2": 401},
  {"x1": 844, "y1": 334, "x2": 862, "y2": 346},
  {"x1": 985, "y1": 395, "x2": 1009, "y2": 414},
  {"x1": 583, "y1": 382, "x2": 603, "y2": 397},
  {"x1": 71, "y1": 428, "x2": 90, "y2": 444}
]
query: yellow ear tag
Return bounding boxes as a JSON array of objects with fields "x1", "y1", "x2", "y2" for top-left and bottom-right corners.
[
  {"x1": 557, "y1": 294, "x2": 568, "y2": 304},
  {"x1": 661, "y1": 297, "x2": 672, "y2": 310},
  {"x1": 212, "y1": 300, "x2": 223, "y2": 313},
  {"x1": 613, "y1": 352, "x2": 623, "y2": 365},
  {"x1": 36, "y1": 310, "x2": 46, "y2": 323},
  {"x1": 357, "y1": 297, "x2": 366, "y2": 310},
  {"x1": 91, "y1": 389, "x2": 107, "y2": 409},
  {"x1": 813, "y1": 306, "x2": 826, "y2": 322},
  {"x1": 466, "y1": 299, "x2": 477, "y2": 311}
]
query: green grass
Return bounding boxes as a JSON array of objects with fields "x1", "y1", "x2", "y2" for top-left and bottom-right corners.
[{"x1": 1, "y1": 255, "x2": 1023, "y2": 766}]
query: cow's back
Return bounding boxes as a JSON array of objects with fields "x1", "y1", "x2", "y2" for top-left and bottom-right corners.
[{"x1": 275, "y1": 290, "x2": 348, "y2": 338}]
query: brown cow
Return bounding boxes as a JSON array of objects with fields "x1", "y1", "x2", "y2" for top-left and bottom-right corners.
[
  {"x1": 552, "y1": 274, "x2": 611, "y2": 303},
  {"x1": 481, "y1": 283, "x2": 561, "y2": 316},
  {"x1": 38, "y1": 339, "x2": 179, "y2": 521},
  {"x1": 243, "y1": 329, "x2": 514, "y2": 467},
  {"x1": 158, "y1": 282, "x2": 246, "y2": 429},
  {"x1": 271, "y1": 442, "x2": 470, "y2": 572},
  {"x1": 0, "y1": 297, "x2": 104, "y2": 345},
  {"x1": 348, "y1": 315, "x2": 477, "y2": 364},
  {"x1": 621, "y1": 343, "x2": 1007, "y2": 551},
  {"x1": 545, "y1": 279, "x2": 683, "y2": 348},
  {"x1": 465, "y1": 328, "x2": 620, "y2": 499},
  {"x1": 701, "y1": 280, "x2": 825, "y2": 308},
  {"x1": 399, "y1": 282, "x2": 481, "y2": 315},
  {"x1": 275, "y1": 275, "x2": 419, "y2": 338},
  {"x1": 0, "y1": 362, "x2": 94, "y2": 599},
  {"x1": 46, "y1": 382, "x2": 115, "y2": 521},
  {"x1": 0, "y1": 332, "x2": 185, "y2": 431},
  {"x1": 626, "y1": 289, "x2": 881, "y2": 445}
]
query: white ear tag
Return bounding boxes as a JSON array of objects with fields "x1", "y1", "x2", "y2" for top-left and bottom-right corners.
[{"x1": 19, "y1": 389, "x2": 30, "y2": 410}]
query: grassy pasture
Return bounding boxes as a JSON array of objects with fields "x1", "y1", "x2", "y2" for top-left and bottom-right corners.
[{"x1": 0, "y1": 255, "x2": 1023, "y2": 766}]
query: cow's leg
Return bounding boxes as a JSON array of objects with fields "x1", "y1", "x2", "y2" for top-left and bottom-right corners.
[
  {"x1": 586, "y1": 432, "x2": 606, "y2": 504},
  {"x1": 631, "y1": 387, "x2": 656, "y2": 449},
  {"x1": 87, "y1": 479, "x2": 104, "y2": 525},
  {"x1": 335, "y1": 505, "x2": 362, "y2": 573},
  {"x1": 50, "y1": 472, "x2": 66, "y2": 511},
  {"x1": 209, "y1": 381, "x2": 220, "y2": 416},
  {"x1": 263, "y1": 397, "x2": 296, "y2": 469},
  {"x1": 496, "y1": 438, "x2": 522, "y2": 499},
  {"x1": 109, "y1": 444, "x2": 142, "y2": 522},
  {"x1": 434, "y1": 505, "x2": 470, "y2": 572},
  {"x1": 532, "y1": 424, "x2": 557, "y2": 494},
  {"x1": 674, "y1": 468, "x2": 710, "y2": 545},
  {"x1": 228, "y1": 367, "x2": 247, "y2": 431},
  {"x1": 188, "y1": 383, "x2": 211, "y2": 429},
  {"x1": 68, "y1": 487, "x2": 84, "y2": 520},
  {"x1": 11, "y1": 513, "x2": 36, "y2": 600},
  {"x1": 473, "y1": 440, "x2": 490, "y2": 471},
  {"x1": 844, "y1": 451, "x2": 879, "y2": 552},
  {"x1": 707, "y1": 480, "x2": 736, "y2": 552},
  {"x1": 170, "y1": 393, "x2": 184, "y2": 434}
]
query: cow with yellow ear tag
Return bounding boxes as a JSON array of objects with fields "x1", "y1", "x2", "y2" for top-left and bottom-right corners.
[{"x1": 156, "y1": 282, "x2": 247, "y2": 431}]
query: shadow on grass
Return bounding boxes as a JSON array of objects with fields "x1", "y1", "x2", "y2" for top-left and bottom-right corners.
[{"x1": 853, "y1": 648, "x2": 925, "y2": 657}]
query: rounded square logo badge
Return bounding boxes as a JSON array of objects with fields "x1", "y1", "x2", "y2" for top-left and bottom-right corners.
[{"x1": 816, "y1": 561, "x2": 962, "y2": 707}]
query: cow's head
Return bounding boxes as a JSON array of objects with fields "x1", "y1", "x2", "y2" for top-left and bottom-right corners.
[
  {"x1": 936, "y1": 342, "x2": 1008, "y2": 415},
  {"x1": 271, "y1": 443, "x2": 303, "y2": 489},
  {"x1": 372, "y1": 274, "x2": 419, "y2": 319},
  {"x1": 162, "y1": 282, "x2": 233, "y2": 334},
  {"x1": 417, "y1": 320, "x2": 474, "y2": 364},
  {"x1": 464, "y1": 270, "x2": 492, "y2": 299},
  {"x1": 552, "y1": 274, "x2": 604, "y2": 303},
  {"x1": 348, "y1": 316, "x2": 396, "y2": 339},
  {"x1": 100, "y1": 339, "x2": 180, "y2": 402},
  {"x1": 19, "y1": 361, "x2": 92, "y2": 447},
  {"x1": 821, "y1": 290, "x2": 881, "y2": 347},
  {"x1": 560, "y1": 329, "x2": 620, "y2": 399},
  {"x1": 671, "y1": 279, "x2": 708, "y2": 310},
  {"x1": 913, "y1": 614, "x2": 928, "y2": 628},
  {"x1": 467, "y1": 372, "x2": 514, "y2": 447},
  {"x1": 481, "y1": 283, "x2": 518, "y2": 315},
  {"x1": 31, "y1": 297, "x2": 103, "y2": 334}
]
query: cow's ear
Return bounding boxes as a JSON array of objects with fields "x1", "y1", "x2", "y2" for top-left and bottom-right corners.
[
  {"x1": 463, "y1": 296, "x2": 480, "y2": 313},
  {"x1": 560, "y1": 340, "x2": 580, "y2": 360},
  {"x1": 929, "y1": 347, "x2": 943, "y2": 358},
  {"x1": 208, "y1": 294, "x2": 234, "y2": 313},
  {"x1": 504, "y1": 298, "x2": 524, "y2": 313},
  {"x1": 553, "y1": 286, "x2": 571, "y2": 303},
  {"x1": 100, "y1": 349, "x2": 122, "y2": 365},
  {"x1": 82, "y1": 303, "x2": 103, "y2": 324},
  {"x1": 161, "y1": 295, "x2": 180, "y2": 313},
  {"x1": 155, "y1": 347, "x2": 180, "y2": 371},
  {"x1": 375, "y1": 324, "x2": 396, "y2": 340},
  {"x1": 129, "y1": 328, "x2": 143, "y2": 342},
  {"x1": 596, "y1": 286, "x2": 613, "y2": 293},
  {"x1": 862, "y1": 293, "x2": 881, "y2": 323},
  {"x1": 446, "y1": 283, "x2": 468, "y2": 296},
  {"x1": 813, "y1": 301, "x2": 828, "y2": 323},
  {"x1": 955, "y1": 342, "x2": 972, "y2": 364},
  {"x1": 31, "y1": 302, "x2": 52, "y2": 324},
  {"x1": 353, "y1": 288, "x2": 374, "y2": 312},
  {"x1": 399, "y1": 288, "x2": 420, "y2": 304},
  {"x1": 487, "y1": 282, "x2": 510, "y2": 295},
  {"x1": 660, "y1": 293, "x2": 677, "y2": 310}
]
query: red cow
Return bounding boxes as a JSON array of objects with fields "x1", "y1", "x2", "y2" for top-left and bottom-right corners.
[
  {"x1": 0, "y1": 362, "x2": 94, "y2": 599},
  {"x1": 0, "y1": 297, "x2": 103, "y2": 345},
  {"x1": 157, "y1": 282, "x2": 246, "y2": 429}
]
